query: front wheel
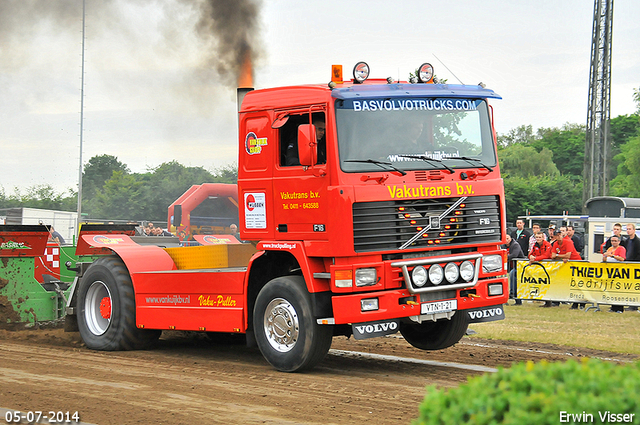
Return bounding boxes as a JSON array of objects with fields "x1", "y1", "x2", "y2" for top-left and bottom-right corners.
[
  {"x1": 77, "y1": 256, "x2": 161, "y2": 350},
  {"x1": 399, "y1": 311, "x2": 469, "y2": 351},
  {"x1": 253, "y1": 276, "x2": 333, "y2": 372}
]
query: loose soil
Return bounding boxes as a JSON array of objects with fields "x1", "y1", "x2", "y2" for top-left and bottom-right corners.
[{"x1": 0, "y1": 328, "x2": 636, "y2": 425}]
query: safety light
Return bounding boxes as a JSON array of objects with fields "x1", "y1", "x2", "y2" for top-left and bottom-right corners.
[
  {"x1": 410, "y1": 220, "x2": 417, "y2": 225},
  {"x1": 412, "y1": 266, "x2": 428, "y2": 287},
  {"x1": 335, "y1": 270, "x2": 353, "y2": 288},
  {"x1": 417, "y1": 63, "x2": 434, "y2": 83},
  {"x1": 428, "y1": 264, "x2": 444, "y2": 285},
  {"x1": 353, "y1": 62, "x2": 370, "y2": 83},
  {"x1": 460, "y1": 260, "x2": 475, "y2": 282},
  {"x1": 331, "y1": 64, "x2": 343, "y2": 83},
  {"x1": 445, "y1": 262, "x2": 460, "y2": 283}
]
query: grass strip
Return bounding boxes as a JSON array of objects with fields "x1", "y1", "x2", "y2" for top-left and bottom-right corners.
[{"x1": 467, "y1": 301, "x2": 640, "y2": 355}]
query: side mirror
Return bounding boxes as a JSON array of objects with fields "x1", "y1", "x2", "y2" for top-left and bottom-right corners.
[{"x1": 297, "y1": 124, "x2": 317, "y2": 167}]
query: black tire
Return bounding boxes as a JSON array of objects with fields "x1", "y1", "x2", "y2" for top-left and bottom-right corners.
[
  {"x1": 253, "y1": 276, "x2": 333, "y2": 372},
  {"x1": 77, "y1": 256, "x2": 161, "y2": 350},
  {"x1": 399, "y1": 311, "x2": 469, "y2": 351}
]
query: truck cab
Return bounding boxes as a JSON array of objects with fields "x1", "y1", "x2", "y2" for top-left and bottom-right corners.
[{"x1": 238, "y1": 63, "x2": 507, "y2": 337}]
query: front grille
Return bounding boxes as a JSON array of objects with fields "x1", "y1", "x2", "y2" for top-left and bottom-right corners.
[{"x1": 353, "y1": 195, "x2": 501, "y2": 252}]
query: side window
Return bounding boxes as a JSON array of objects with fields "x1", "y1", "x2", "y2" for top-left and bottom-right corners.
[{"x1": 280, "y1": 112, "x2": 326, "y2": 166}]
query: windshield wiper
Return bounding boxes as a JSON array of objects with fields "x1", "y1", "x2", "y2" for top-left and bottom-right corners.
[
  {"x1": 397, "y1": 155, "x2": 455, "y2": 174},
  {"x1": 345, "y1": 159, "x2": 407, "y2": 176},
  {"x1": 443, "y1": 156, "x2": 493, "y2": 172}
]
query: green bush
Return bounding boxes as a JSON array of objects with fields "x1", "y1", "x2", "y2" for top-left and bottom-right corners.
[{"x1": 415, "y1": 358, "x2": 640, "y2": 425}]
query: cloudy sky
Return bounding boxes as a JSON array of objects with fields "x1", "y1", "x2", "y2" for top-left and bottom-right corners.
[{"x1": 1, "y1": 0, "x2": 638, "y2": 195}]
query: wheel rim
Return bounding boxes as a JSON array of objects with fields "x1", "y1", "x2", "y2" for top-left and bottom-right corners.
[
  {"x1": 263, "y1": 297, "x2": 299, "y2": 353},
  {"x1": 85, "y1": 280, "x2": 112, "y2": 336}
]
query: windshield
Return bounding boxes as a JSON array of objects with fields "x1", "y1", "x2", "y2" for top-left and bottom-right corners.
[{"x1": 336, "y1": 97, "x2": 496, "y2": 173}]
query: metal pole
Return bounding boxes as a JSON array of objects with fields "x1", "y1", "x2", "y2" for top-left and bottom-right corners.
[{"x1": 77, "y1": 0, "x2": 86, "y2": 237}]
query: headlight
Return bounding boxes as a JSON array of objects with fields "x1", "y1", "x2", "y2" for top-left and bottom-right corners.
[
  {"x1": 355, "y1": 268, "x2": 377, "y2": 287},
  {"x1": 428, "y1": 264, "x2": 443, "y2": 285},
  {"x1": 444, "y1": 262, "x2": 459, "y2": 283},
  {"x1": 460, "y1": 260, "x2": 474, "y2": 282},
  {"x1": 412, "y1": 266, "x2": 428, "y2": 287},
  {"x1": 482, "y1": 255, "x2": 503, "y2": 273}
]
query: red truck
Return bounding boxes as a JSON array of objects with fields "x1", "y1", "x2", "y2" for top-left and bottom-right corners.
[{"x1": 67, "y1": 62, "x2": 508, "y2": 372}]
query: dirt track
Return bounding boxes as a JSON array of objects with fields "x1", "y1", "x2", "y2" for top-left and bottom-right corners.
[{"x1": 0, "y1": 328, "x2": 636, "y2": 425}]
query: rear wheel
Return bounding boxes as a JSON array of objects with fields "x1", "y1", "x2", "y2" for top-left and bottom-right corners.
[
  {"x1": 400, "y1": 312, "x2": 469, "y2": 351},
  {"x1": 77, "y1": 256, "x2": 161, "y2": 350},
  {"x1": 253, "y1": 276, "x2": 333, "y2": 372}
]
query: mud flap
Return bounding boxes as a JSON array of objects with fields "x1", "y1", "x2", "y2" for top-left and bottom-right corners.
[
  {"x1": 352, "y1": 319, "x2": 400, "y2": 340},
  {"x1": 466, "y1": 305, "x2": 505, "y2": 323}
]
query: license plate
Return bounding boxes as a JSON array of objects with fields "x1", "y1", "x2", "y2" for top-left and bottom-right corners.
[{"x1": 421, "y1": 299, "x2": 457, "y2": 315}]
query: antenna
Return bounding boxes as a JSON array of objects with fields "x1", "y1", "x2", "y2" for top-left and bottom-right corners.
[{"x1": 433, "y1": 54, "x2": 464, "y2": 85}]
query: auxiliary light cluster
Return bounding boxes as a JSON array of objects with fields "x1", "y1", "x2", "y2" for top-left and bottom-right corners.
[{"x1": 410, "y1": 260, "x2": 475, "y2": 287}]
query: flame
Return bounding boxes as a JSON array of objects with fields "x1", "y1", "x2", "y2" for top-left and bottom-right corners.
[{"x1": 238, "y1": 51, "x2": 253, "y2": 88}]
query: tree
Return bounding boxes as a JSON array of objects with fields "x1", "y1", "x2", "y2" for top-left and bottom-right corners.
[
  {"x1": 609, "y1": 133, "x2": 640, "y2": 197},
  {"x1": 499, "y1": 144, "x2": 559, "y2": 178},
  {"x1": 634, "y1": 87, "x2": 640, "y2": 114},
  {"x1": 0, "y1": 185, "x2": 76, "y2": 211},
  {"x1": 82, "y1": 155, "x2": 129, "y2": 201},
  {"x1": 504, "y1": 174, "x2": 583, "y2": 224},
  {"x1": 497, "y1": 125, "x2": 536, "y2": 149},
  {"x1": 140, "y1": 161, "x2": 217, "y2": 222},
  {"x1": 530, "y1": 123, "x2": 585, "y2": 178},
  {"x1": 90, "y1": 171, "x2": 147, "y2": 220}
]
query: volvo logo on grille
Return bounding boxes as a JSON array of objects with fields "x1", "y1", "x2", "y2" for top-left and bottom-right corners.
[{"x1": 429, "y1": 216, "x2": 441, "y2": 229}]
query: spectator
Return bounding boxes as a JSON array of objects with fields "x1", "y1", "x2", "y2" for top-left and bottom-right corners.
[
  {"x1": 529, "y1": 232, "x2": 552, "y2": 262},
  {"x1": 550, "y1": 231, "x2": 581, "y2": 263},
  {"x1": 143, "y1": 225, "x2": 151, "y2": 236},
  {"x1": 624, "y1": 223, "x2": 640, "y2": 261},
  {"x1": 546, "y1": 224, "x2": 556, "y2": 245},
  {"x1": 566, "y1": 225, "x2": 584, "y2": 258},
  {"x1": 504, "y1": 234, "x2": 525, "y2": 305},
  {"x1": 528, "y1": 223, "x2": 547, "y2": 253},
  {"x1": 625, "y1": 223, "x2": 640, "y2": 312},
  {"x1": 603, "y1": 234, "x2": 626, "y2": 263},
  {"x1": 603, "y1": 234, "x2": 627, "y2": 313},
  {"x1": 511, "y1": 219, "x2": 531, "y2": 256},
  {"x1": 601, "y1": 223, "x2": 626, "y2": 254},
  {"x1": 48, "y1": 226, "x2": 66, "y2": 244}
]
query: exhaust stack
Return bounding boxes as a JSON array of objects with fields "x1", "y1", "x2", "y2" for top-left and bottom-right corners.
[{"x1": 237, "y1": 50, "x2": 254, "y2": 111}]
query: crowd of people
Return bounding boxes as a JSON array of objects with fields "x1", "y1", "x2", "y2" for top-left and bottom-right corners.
[
  {"x1": 505, "y1": 219, "x2": 639, "y2": 313},
  {"x1": 142, "y1": 222, "x2": 174, "y2": 237}
]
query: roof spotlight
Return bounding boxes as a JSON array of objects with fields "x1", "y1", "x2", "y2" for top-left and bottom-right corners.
[{"x1": 353, "y1": 62, "x2": 370, "y2": 84}]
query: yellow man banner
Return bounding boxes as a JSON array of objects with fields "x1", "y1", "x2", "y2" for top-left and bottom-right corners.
[{"x1": 515, "y1": 260, "x2": 640, "y2": 307}]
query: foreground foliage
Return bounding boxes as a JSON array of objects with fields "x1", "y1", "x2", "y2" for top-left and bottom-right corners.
[{"x1": 415, "y1": 358, "x2": 640, "y2": 425}]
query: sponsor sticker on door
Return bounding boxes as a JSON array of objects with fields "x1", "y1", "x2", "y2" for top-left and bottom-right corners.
[{"x1": 244, "y1": 192, "x2": 266, "y2": 229}]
